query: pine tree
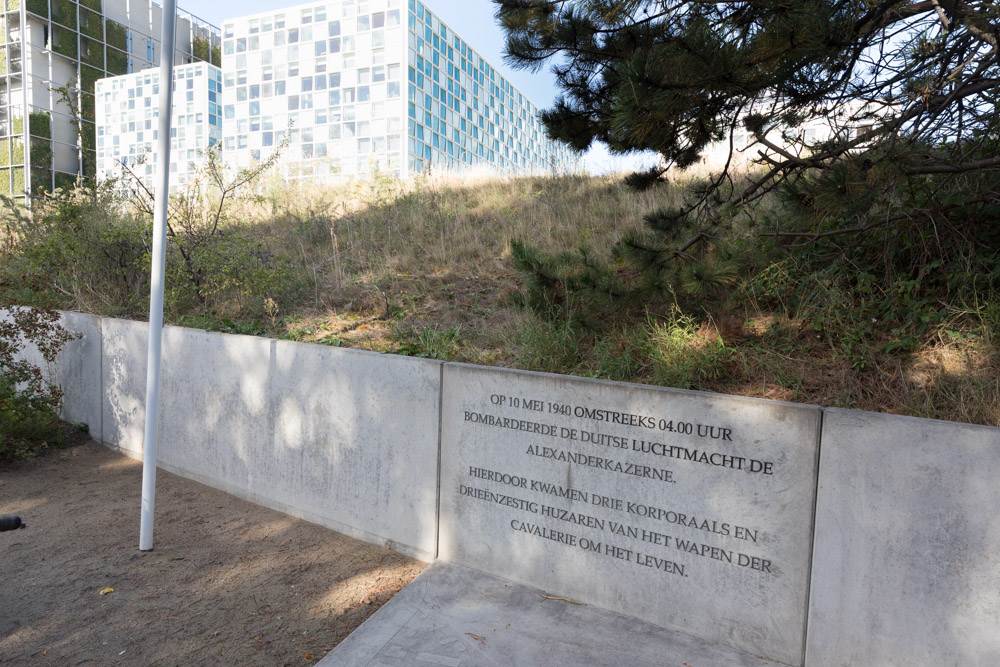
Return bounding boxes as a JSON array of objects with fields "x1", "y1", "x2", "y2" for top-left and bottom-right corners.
[{"x1": 495, "y1": 1, "x2": 1000, "y2": 312}]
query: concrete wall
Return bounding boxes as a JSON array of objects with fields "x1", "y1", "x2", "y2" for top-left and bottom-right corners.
[
  {"x1": 439, "y1": 363, "x2": 821, "y2": 665},
  {"x1": 49, "y1": 313, "x2": 441, "y2": 561},
  {"x1": 8, "y1": 309, "x2": 1000, "y2": 665},
  {"x1": 806, "y1": 409, "x2": 1000, "y2": 666}
]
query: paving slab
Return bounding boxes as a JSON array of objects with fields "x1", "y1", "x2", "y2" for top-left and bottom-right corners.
[{"x1": 322, "y1": 561, "x2": 782, "y2": 667}]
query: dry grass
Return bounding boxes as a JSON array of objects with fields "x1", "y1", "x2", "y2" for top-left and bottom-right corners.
[
  {"x1": 9, "y1": 171, "x2": 999, "y2": 427},
  {"x1": 210, "y1": 173, "x2": 1000, "y2": 427}
]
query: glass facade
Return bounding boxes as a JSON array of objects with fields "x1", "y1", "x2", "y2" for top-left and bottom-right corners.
[
  {"x1": 405, "y1": 0, "x2": 576, "y2": 175},
  {"x1": 95, "y1": 62, "x2": 222, "y2": 190},
  {"x1": 222, "y1": 0, "x2": 576, "y2": 181},
  {"x1": 0, "y1": 0, "x2": 218, "y2": 200},
  {"x1": 222, "y1": 0, "x2": 407, "y2": 180}
]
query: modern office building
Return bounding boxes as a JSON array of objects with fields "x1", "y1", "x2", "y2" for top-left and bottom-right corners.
[
  {"x1": 95, "y1": 61, "x2": 222, "y2": 190},
  {"x1": 221, "y1": 0, "x2": 577, "y2": 181},
  {"x1": 0, "y1": 0, "x2": 219, "y2": 200}
]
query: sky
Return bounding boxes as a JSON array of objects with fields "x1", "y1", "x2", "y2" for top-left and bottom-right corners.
[{"x1": 185, "y1": 0, "x2": 655, "y2": 174}]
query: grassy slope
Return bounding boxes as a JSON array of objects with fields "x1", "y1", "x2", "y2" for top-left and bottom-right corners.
[{"x1": 5, "y1": 171, "x2": 999, "y2": 426}]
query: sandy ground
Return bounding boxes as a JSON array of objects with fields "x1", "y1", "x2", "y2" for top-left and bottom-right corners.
[{"x1": 0, "y1": 440, "x2": 425, "y2": 665}]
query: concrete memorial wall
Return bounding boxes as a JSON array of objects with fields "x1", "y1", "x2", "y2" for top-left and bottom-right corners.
[
  {"x1": 8, "y1": 309, "x2": 1000, "y2": 665},
  {"x1": 99, "y1": 317, "x2": 442, "y2": 560},
  {"x1": 807, "y1": 409, "x2": 1000, "y2": 666},
  {"x1": 439, "y1": 363, "x2": 821, "y2": 665},
  {"x1": 55, "y1": 311, "x2": 104, "y2": 440}
]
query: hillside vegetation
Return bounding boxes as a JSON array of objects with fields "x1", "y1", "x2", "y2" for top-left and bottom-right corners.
[{"x1": 2, "y1": 170, "x2": 998, "y2": 427}]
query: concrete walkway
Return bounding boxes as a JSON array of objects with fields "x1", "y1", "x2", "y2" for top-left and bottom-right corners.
[{"x1": 321, "y1": 562, "x2": 778, "y2": 666}]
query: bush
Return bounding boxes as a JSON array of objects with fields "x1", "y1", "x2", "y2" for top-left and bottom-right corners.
[
  {"x1": 0, "y1": 305, "x2": 76, "y2": 459},
  {"x1": 4, "y1": 186, "x2": 151, "y2": 315},
  {"x1": 5, "y1": 153, "x2": 307, "y2": 320}
]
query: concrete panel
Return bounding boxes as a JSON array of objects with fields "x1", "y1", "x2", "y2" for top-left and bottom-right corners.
[
  {"x1": 439, "y1": 363, "x2": 821, "y2": 666},
  {"x1": 154, "y1": 326, "x2": 272, "y2": 500},
  {"x1": 266, "y1": 340, "x2": 441, "y2": 560},
  {"x1": 101, "y1": 317, "x2": 149, "y2": 457},
  {"x1": 323, "y1": 561, "x2": 776, "y2": 667},
  {"x1": 101, "y1": 319, "x2": 441, "y2": 560},
  {"x1": 56, "y1": 312, "x2": 103, "y2": 441},
  {"x1": 806, "y1": 409, "x2": 1000, "y2": 666}
]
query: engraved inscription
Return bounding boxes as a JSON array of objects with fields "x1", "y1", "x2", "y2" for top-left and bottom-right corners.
[{"x1": 457, "y1": 391, "x2": 783, "y2": 582}]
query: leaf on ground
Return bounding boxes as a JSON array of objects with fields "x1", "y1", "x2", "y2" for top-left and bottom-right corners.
[
  {"x1": 99, "y1": 587, "x2": 114, "y2": 596},
  {"x1": 169, "y1": 555, "x2": 184, "y2": 561},
  {"x1": 465, "y1": 632, "x2": 486, "y2": 646},
  {"x1": 540, "y1": 594, "x2": 585, "y2": 605}
]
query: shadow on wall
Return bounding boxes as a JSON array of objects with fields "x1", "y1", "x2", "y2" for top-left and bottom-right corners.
[{"x1": 98, "y1": 316, "x2": 442, "y2": 561}]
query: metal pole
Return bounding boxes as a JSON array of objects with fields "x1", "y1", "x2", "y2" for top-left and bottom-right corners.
[{"x1": 139, "y1": 0, "x2": 178, "y2": 552}]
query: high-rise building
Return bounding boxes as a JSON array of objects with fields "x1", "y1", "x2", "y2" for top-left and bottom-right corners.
[
  {"x1": 0, "y1": 0, "x2": 219, "y2": 200},
  {"x1": 95, "y1": 61, "x2": 222, "y2": 191},
  {"x1": 221, "y1": 0, "x2": 577, "y2": 181}
]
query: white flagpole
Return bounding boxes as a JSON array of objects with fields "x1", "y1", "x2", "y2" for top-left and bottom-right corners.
[{"x1": 139, "y1": 0, "x2": 178, "y2": 552}]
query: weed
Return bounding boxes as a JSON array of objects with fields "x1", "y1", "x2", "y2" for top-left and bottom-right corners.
[{"x1": 394, "y1": 326, "x2": 461, "y2": 360}]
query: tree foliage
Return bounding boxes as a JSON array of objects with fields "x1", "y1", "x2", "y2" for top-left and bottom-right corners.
[
  {"x1": 496, "y1": 0, "x2": 1000, "y2": 317},
  {"x1": 0, "y1": 303, "x2": 77, "y2": 458}
]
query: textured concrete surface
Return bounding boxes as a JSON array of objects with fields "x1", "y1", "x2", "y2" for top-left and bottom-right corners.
[
  {"x1": 322, "y1": 561, "x2": 780, "y2": 667},
  {"x1": 438, "y1": 363, "x2": 820, "y2": 665},
  {"x1": 57, "y1": 312, "x2": 104, "y2": 441},
  {"x1": 807, "y1": 409, "x2": 1000, "y2": 666},
  {"x1": 264, "y1": 339, "x2": 441, "y2": 560},
  {"x1": 99, "y1": 318, "x2": 442, "y2": 560},
  {"x1": 101, "y1": 316, "x2": 149, "y2": 457}
]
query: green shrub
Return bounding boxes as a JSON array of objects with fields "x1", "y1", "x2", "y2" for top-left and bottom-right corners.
[
  {"x1": 646, "y1": 313, "x2": 734, "y2": 389},
  {"x1": 80, "y1": 65, "x2": 102, "y2": 95},
  {"x1": 52, "y1": 27, "x2": 77, "y2": 59},
  {"x1": 0, "y1": 137, "x2": 24, "y2": 167},
  {"x1": 52, "y1": 0, "x2": 77, "y2": 30},
  {"x1": 53, "y1": 171, "x2": 76, "y2": 191},
  {"x1": 193, "y1": 35, "x2": 210, "y2": 63},
  {"x1": 25, "y1": 0, "x2": 46, "y2": 18},
  {"x1": 29, "y1": 112, "x2": 51, "y2": 139},
  {"x1": 105, "y1": 21, "x2": 127, "y2": 51},
  {"x1": 0, "y1": 304, "x2": 77, "y2": 459},
  {"x1": 81, "y1": 38, "x2": 103, "y2": 68},
  {"x1": 81, "y1": 9, "x2": 103, "y2": 39},
  {"x1": 106, "y1": 47, "x2": 127, "y2": 75},
  {"x1": 5, "y1": 187, "x2": 151, "y2": 315},
  {"x1": 394, "y1": 326, "x2": 461, "y2": 359}
]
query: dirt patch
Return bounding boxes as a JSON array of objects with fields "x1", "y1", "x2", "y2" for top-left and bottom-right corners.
[{"x1": 0, "y1": 441, "x2": 425, "y2": 665}]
